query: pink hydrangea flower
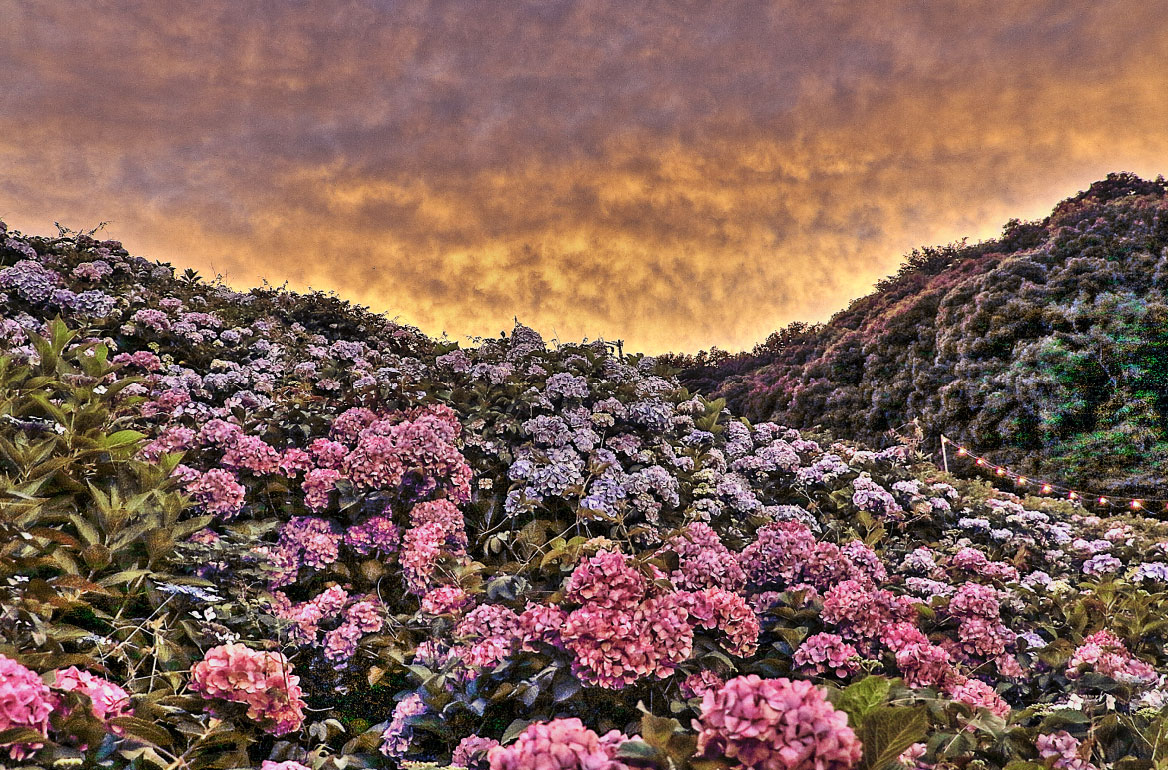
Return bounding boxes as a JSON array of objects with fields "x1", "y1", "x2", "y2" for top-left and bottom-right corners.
[
  {"x1": 1036, "y1": 731, "x2": 1097, "y2": 770},
  {"x1": 421, "y1": 585, "x2": 472, "y2": 615},
  {"x1": 1067, "y1": 629, "x2": 1158, "y2": 686},
  {"x1": 0, "y1": 654, "x2": 54, "y2": 759},
  {"x1": 794, "y1": 633, "x2": 861, "y2": 678},
  {"x1": 401, "y1": 499, "x2": 468, "y2": 594},
  {"x1": 221, "y1": 434, "x2": 281, "y2": 475},
  {"x1": 680, "y1": 669, "x2": 725, "y2": 699},
  {"x1": 452, "y1": 735, "x2": 500, "y2": 768},
  {"x1": 51, "y1": 666, "x2": 132, "y2": 729},
  {"x1": 677, "y1": 588, "x2": 760, "y2": 657},
  {"x1": 694, "y1": 675, "x2": 862, "y2": 770},
  {"x1": 261, "y1": 762, "x2": 312, "y2": 770},
  {"x1": 186, "y1": 468, "x2": 246, "y2": 517},
  {"x1": 564, "y1": 550, "x2": 647, "y2": 611},
  {"x1": 946, "y1": 677, "x2": 1010, "y2": 719},
  {"x1": 518, "y1": 602, "x2": 568, "y2": 651},
  {"x1": 302, "y1": 468, "x2": 342, "y2": 512},
  {"x1": 486, "y1": 718, "x2": 630, "y2": 770},
  {"x1": 821, "y1": 579, "x2": 915, "y2": 643},
  {"x1": 190, "y1": 644, "x2": 306, "y2": 735}
]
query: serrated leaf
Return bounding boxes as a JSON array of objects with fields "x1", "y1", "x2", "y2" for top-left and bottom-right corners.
[{"x1": 858, "y1": 705, "x2": 928, "y2": 770}]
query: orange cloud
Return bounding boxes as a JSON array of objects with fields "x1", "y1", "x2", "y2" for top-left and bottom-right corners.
[{"x1": 0, "y1": 0, "x2": 1166, "y2": 352}]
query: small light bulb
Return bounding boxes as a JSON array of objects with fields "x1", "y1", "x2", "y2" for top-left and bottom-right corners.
[{"x1": 1041, "y1": 484, "x2": 1053, "y2": 493}]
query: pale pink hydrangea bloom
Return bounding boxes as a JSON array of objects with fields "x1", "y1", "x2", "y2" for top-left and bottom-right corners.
[{"x1": 1067, "y1": 629, "x2": 1158, "y2": 685}]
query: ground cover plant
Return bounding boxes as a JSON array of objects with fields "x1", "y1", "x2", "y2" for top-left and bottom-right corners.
[
  {"x1": 4, "y1": 215, "x2": 1168, "y2": 769},
  {"x1": 673, "y1": 173, "x2": 1168, "y2": 500}
]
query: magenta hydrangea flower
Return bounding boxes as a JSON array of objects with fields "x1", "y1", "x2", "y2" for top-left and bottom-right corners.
[
  {"x1": 694, "y1": 675, "x2": 862, "y2": 770},
  {"x1": 343, "y1": 514, "x2": 401, "y2": 556},
  {"x1": 379, "y1": 692, "x2": 427, "y2": 760}
]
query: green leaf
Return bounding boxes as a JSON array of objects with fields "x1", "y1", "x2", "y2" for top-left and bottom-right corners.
[
  {"x1": 615, "y1": 739, "x2": 658, "y2": 760},
  {"x1": 857, "y1": 705, "x2": 928, "y2": 770},
  {"x1": 833, "y1": 675, "x2": 892, "y2": 725},
  {"x1": 501, "y1": 719, "x2": 531, "y2": 745},
  {"x1": 639, "y1": 713, "x2": 681, "y2": 751},
  {"x1": 0, "y1": 726, "x2": 47, "y2": 746},
  {"x1": 102, "y1": 430, "x2": 145, "y2": 449},
  {"x1": 108, "y1": 716, "x2": 174, "y2": 747}
]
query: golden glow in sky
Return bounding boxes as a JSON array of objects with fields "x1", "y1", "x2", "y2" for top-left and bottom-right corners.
[{"x1": 1, "y1": 1, "x2": 1165, "y2": 352}]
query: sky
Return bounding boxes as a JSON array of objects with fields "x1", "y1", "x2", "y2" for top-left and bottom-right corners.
[{"x1": 1, "y1": 1, "x2": 1166, "y2": 353}]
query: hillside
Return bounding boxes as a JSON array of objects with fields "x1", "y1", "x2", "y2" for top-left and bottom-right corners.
[
  {"x1": 4, "y1": 216, "x2": 1168, "y2": 769},
  {"x1": 672, "y1": 172, "x2": 1168, "y2": 500}
]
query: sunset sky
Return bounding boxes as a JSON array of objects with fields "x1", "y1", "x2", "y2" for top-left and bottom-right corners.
[{"x1": 1, "y1": 1, "x2": 1166, "y2": 353}]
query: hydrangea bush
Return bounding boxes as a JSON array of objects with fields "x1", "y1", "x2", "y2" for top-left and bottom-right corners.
[{"x1": 1, "y1": 222, "x2": 1168, "y2": 769}]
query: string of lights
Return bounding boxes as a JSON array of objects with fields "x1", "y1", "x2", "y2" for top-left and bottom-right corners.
[{"x1": 939, "y1": 434, "x2": 1165, "y2": 513}]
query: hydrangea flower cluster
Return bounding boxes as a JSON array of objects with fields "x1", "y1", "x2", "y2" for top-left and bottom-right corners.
[
  {"x1": 486, "y1": 718, "x2": 630, "y2": 770},
  {"x1": 0, "y1": 654, "x2": 54, "y2": 759},
  {"x1": 694, "y1": 675, "x2": 863, "y2": 770},
  {"x1": 1036, "y1": 731, "x2": 1098, "y2": 770},
  {"x1": 794, "y1": 632, "x2": 862, "y2": 678},
  {"x1": 189, "y1": 644, "x2": 307, "y2": 735},
  {"x1": 1067, "y1": 630, "x2": 1158, "y2": 686},
  {"x1": 52, "y1": 666, "x2": 132, "y2": 729}
]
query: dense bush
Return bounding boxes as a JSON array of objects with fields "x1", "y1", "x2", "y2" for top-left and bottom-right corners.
[
  {"x1": 673, "y1": 173, "x2": 1168, "y2": 499},
  {"x1": 3, "y1": 213, "x2": 1168, "y2": 769}
]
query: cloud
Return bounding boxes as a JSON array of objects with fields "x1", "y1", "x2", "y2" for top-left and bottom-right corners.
[{"x1": 0, "y1": 0, "x2": 1166, "y2": 352}]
